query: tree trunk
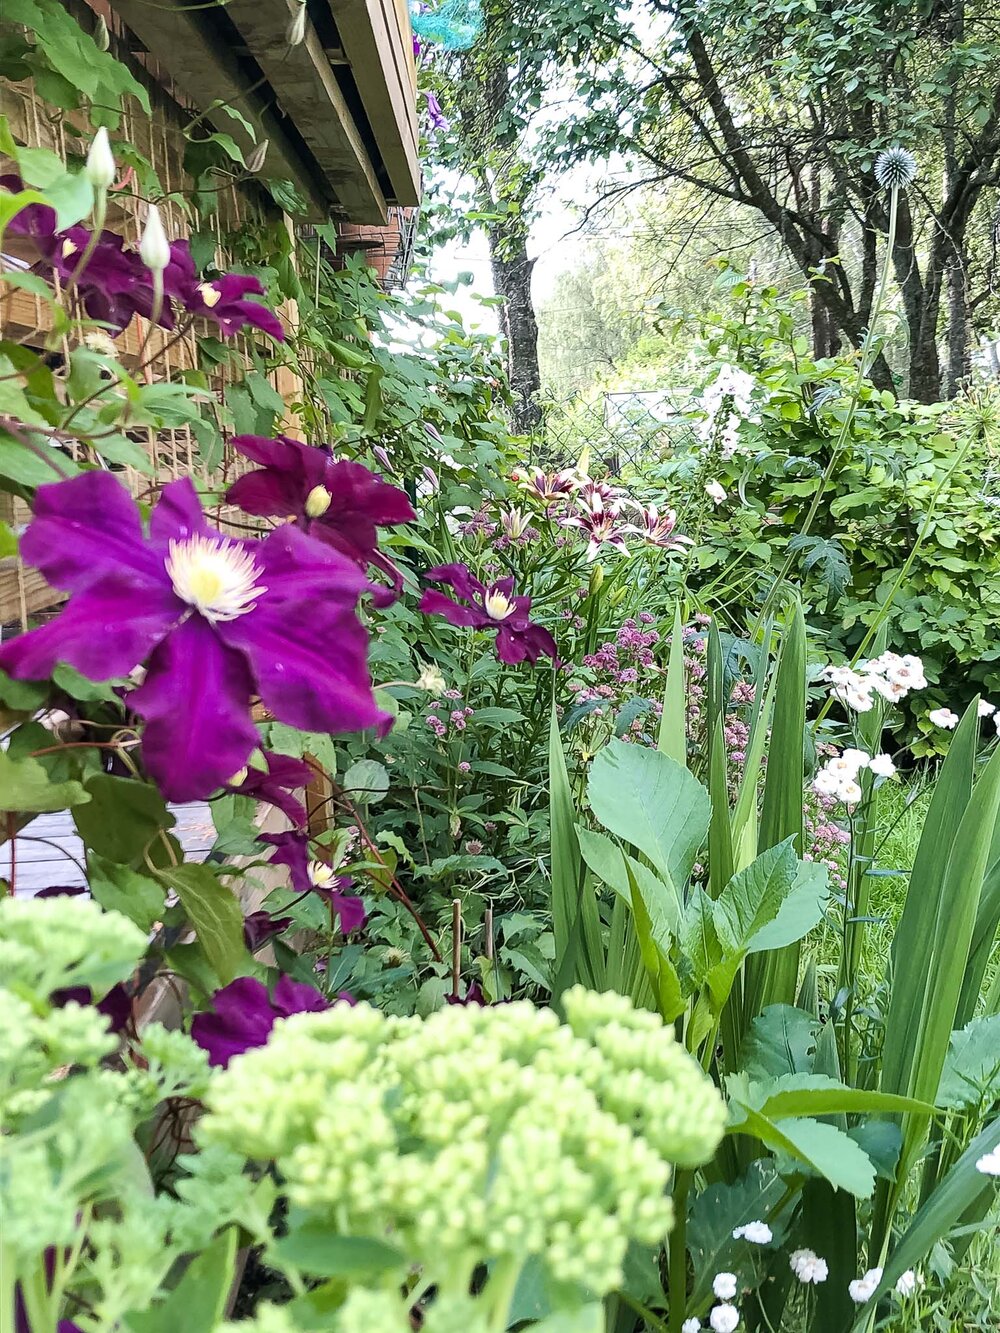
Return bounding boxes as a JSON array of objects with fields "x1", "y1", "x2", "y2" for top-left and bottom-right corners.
[
  {"x1": 944, "y1": 252, "x2": 971, "y2": 396},
  {"x1": 488, "y1": 228, "x2": 542, "y2": 434}
]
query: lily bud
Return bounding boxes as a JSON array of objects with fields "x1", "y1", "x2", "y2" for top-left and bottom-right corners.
[
  {"x1": 304, "y1": 484, "x2": 332, "y2": 518},
  {"x1": 139, "y1": 203, "x2": 170, "y2": 272},
  {"x1": 286, "y1": 3, "x2": 307, "y2": 46},
  {"x1": 588, "y1": 563, "x2": 605, "y2": 597},
  {"x1": 85, "y1": 127, "x2": 116, "y2": 191},
  {"x1": 246, "y1": 138, "x2": 269, "y2": 174},
  {"x1": 93, "y1": 15, "x2": 110, "y2": 51}
]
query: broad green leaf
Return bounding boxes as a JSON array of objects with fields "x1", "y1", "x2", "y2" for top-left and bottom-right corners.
[
  {"x1": 342, "y1": 758, "x2": 389, "y2": 805},
  {"x1": 688, "y1": 1160, "x2": 787, "y2": 1306},
  {"x1": 159, "y1": 864, "x2": 247, "y2": 985},
  {"x1": 624, "y1": 857, "x2": 685, "y2": 1022},
  {"x1": 88, "y1": 854, "x2": 166, "y2": 933},
  {"x1": 751, "y1": 1073, "x2": 935, "y2": 1120},
  {"x1": 731, "y1": 1107, "x2": 877, "y2": 1198},
  {"x1": 680, "y1": 885, "x2": 724, "y2": 986},
  {"x1": 129, "y1": 1228, "x2": 237, "y2": 1333},
  {"x1": 938, "y1": 1014, "x2": 1000, "y2": 1109},
  {"x1": 741, "y1": 1004, "x2": 819, "y2": 1080},
  {"x1": 73, "y1": 774, "x2": 173, "y2": 863},
  {"x1": 0, "y1": 750, "x2": 89, "y2": 813},
  {"x1": 269, "y1": 1226, "x2": 405, "y2": 1278},
  {"x1": 747, "y1": 860, "x2": 829, "y2": 953},
  {"x1": 588, "y1": 737, "x2": 709, "y2": 888},
  {"x1": 44, "y1": 170, "x2": 94, "y2": 231},
  {"x1": 714, "y1": 839, "x2": 798, "y2": 954}
]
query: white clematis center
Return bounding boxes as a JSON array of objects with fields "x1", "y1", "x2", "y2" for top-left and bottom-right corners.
[
  {"x1": 304, "y1": 484, "x2": 332, "y2": 518},
  {"x1": 309, "y1": 860, "x2": 337, "y2": 889},
  {"x1": 166, "y1": 535, "x2": 265, "y2": 621},
  {"x1": 61, "y1": 238, "x2": 79, "y2": 259},
  {"x1": 197, "y1": 281, "x2": 222, "y2": 308},
  {"x1": 483, "y1": 588, "x2": 516, "y2": 621}
]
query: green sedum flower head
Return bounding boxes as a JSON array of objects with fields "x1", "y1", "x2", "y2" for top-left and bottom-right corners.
[{"x1": 202, "y1": 987, "x2": 726, "y2": 1307}]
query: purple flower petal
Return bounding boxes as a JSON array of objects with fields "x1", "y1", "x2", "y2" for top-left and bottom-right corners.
[
  {"x1": 424, "y1": 562, "x2": 489, "y2": 602},
  {"x1": 131, "y1": 615, "x2": 259, "y2": 801},
  {"x1": 148, "y1": 475, "x2": 215, "y2": 546},
  {"x1": 232, "y1": 750, "x2": 312, "y2": 827},
  {"x1": 243, "y1": 910, "x2": 293, "y2": 951},
  {"x1": 418, "y1": 588, "x2": 490, "y2": 628},
  {"x1": 330, "y1": 891, "x2": 366, "y2": 934},
  {"x1": 0, "y1": 578, "x2": 177, "y2": 683},
  {"x1": 190, "y1": 976, "x2": 283, "y2": 1067},
  {"x1": 272, "y1": 973, "x2": 330, "y2": 1017},
  {"x1": 259, "y1": 829, "x2": 312, "y2": 894},
  {"x1": 17, "y1": 471, "x2": 162, "y2": 592},
  {"x1": 222, "y1": 526, "x2": 388, "y2": 736}
]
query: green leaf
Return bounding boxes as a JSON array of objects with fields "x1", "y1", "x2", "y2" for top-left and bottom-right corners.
[
  {"x1": 741, "y1": 1004, "x2": 819, "y2": 1080},
  {"x1": 688, "y1": 1159, "x2": 787, "y2": 1306},
  {"x1": 714, "y1": 839, "x2": 798, "y2": 954},
  {"x1": 549, "y1": 706, "x2": 603, "y2": 993},
  {"x1": 751, "y1": 1073, "x2": 934, "y2": 1120},
  {"x1": 938, "y1": 1014, "x2": 1000, "y2": 1109},
  {"x1": 587, "y1": 737, "x2": 710, "y2": 888},
  {"x1": 88, "y1": 854, "x2": 166, "y2": 932},
  {"x1": 44, "y1": 170, "x2": 94, "y2": 231},
  {"x1": 269, "y1": 1226, "x2": 405, "y2": 1278},
  {"x1": 0, "y1": 750, "x2": 89, "y2": 813},
  {"x1": 342, "y1": 758, "x2": 389, "y2": 805},
  {"x1": 532, "y1": 1308, "x2": 604, "y2": 1333},
  {"x1": 73, "y1": 774, "x2": 173, "y2": 863},
  {"x1": 747, "y1": 859, "x2": 829, "y2": 953},
  {"x1": 657, "y1": 600, "x2": 687, "y2": 765},
  {"x1": 0, "y1": 186, "x2": 50, "y2": 238},
  {"x1": 129, "y1": 1228, "x2": 237, "y2": 1333},
  {"x1": 159, "y1": 864, "x2": 247, "y2": 985},
  {"x1": 576, "y1": 824, "x2": 681, "y2": 942},
  {"x1": 731, "y1": 1107, "x2": 877, "y2": 1198},
  {"x1": 0, "y1": 520, "x2": 16, "y2": 558}
]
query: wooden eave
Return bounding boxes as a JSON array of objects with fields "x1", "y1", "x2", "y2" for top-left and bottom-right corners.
[{"x1": 109, "y1": 0, "x2": 420, "y2": 224}]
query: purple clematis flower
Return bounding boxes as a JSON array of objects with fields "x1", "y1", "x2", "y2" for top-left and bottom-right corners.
[
  {"x1": 259, "y1": 830, "x2": 367, "y2": 933},
  {"x1": 227, "y1": 435, "x2": 415, "y2": 606},
  {"x1": 226, "y1": 749, "x2": 313, "y2": 827},
  {"x1": 446, "y1": 980, "x2": 486, "y2": 1006},
  {"x1": 165, "y1": 240, "x2": 285, "y2": 341},
  {"x1": 191, "y1": 975, "x2": 347, "y2": 1067},
  {"x1": 51, "y1": 982, "x2": 132, "y2": 1034},
  {"x1": 419, "y1": 563, "x2": 558, "y2": 666},
  {"x1": 243, "y1": 910, "x2": 294, "y2": 952},
  {"x1": 425, "y1": 92, "x2": 450, "y2": 132},
  {"x1": 0, "y1": 472, "x2": 388, "y2": 801}
]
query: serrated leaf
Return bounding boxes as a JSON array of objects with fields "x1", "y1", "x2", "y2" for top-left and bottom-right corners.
[
  {"x1": 0, "y1": 750, "x2": 89, "y2": 813},
  {"x1": 159, "y1": 864, "x2": 247, "y2": 985}
]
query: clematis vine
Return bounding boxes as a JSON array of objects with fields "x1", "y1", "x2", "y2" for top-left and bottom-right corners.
[
  {"x1": 191, "y1": 975, "x2": 352, "y2": 1067},
  {"x1": 0, "y1": 472, "x2": 388, "y2": 801},
  {"x1": 258, "y1": 830, "x2": 367, "y2": 932},
  {"x1": 225, "y1": 749, "x2": 314, "y2": 827},
  {"x1": 419, "y1": 563, "x2": 558, "y2": 665},
  {"x1": 226, "y1": 434, "x2": 415, "y2": 605}
]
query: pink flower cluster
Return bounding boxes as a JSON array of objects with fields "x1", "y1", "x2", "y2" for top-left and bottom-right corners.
[{"x1": 425, "y1": 690, "x2": 474, "y2": 738}]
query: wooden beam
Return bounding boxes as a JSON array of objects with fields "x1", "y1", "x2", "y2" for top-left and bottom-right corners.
[
  {"x1": 109, "y1": 0, "x2": 332, "y2": 218},
  {"x1": 326, "y1": 0, "x2": 421, "y2": 207},
  {"x1": 224, "y1": 0, "x2": 389, "y2": 224}
]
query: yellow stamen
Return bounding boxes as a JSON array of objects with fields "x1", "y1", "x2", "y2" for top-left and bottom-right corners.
[
  {"x1": 304, "y1": 484, "x2": 332, "y2": 518},
  {"x1": 165, "y1": 534, "x2": 265, "y2": 622},
  {"x1": 197, "y1": 281, "x2": 222, "y2": 308}
]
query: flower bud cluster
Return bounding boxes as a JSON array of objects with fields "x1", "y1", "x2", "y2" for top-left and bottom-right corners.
[
  {"x1": 0, "y1": 895, "x2": 146, "y2": 1001},
  {"x1": 202, "y1": 987, "x2": 725, "y2": 1300}
]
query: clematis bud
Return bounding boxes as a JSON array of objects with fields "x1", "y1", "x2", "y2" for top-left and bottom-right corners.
[
  {"x1": 304, "y1": 484, "x2": 332, "y2": 518},
  {"x1": 286, "y1": 3, "x2": 307, "y2": 46},
  {"x1": 246, "y1": 139, "x2": 269, "y2": 174},
  {"x1": 227, "y1": 767, "x2": 249, "y2": 787},
  {"x1": 93, "y1": 15, "x2": 110, "y2": 51},
  {"x1": 139, "y1": 203, "x2": 170, "y2": 272},
  {"x1": 85, "y1": 127, "x2": 116, "y2": 191}
]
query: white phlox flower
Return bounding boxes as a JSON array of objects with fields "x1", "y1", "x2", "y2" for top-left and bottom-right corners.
[
  {"x1": 928, "y1": 707, "x2": 959, "y2": 730},
  {"x1": 848, "y1": 1267, "x2": 883, "y2": 1304},
  {"x1": 732, "y1": 1220, "x2": 772, "y2": 1244},
  {"x1": 790, "y1": 1249, "x2": 828, "y2": 1284}
]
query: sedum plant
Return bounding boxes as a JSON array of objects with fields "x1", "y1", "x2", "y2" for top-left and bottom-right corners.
[{"x1": 202, "y1": 987, "x2": 727, "y2": 1330}]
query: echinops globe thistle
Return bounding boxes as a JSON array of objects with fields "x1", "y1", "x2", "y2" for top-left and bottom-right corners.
[
  {"x1": 200, "y1": 987, "x2": 727, "y2": 1310},
  {"x1": 874, "y1": 146, "x2": 918, "y2": 190}
]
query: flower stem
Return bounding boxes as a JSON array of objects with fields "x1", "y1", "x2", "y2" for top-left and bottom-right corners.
[{"x1": 667, "y1": 1169, "x2": 692, "y2": 1333}]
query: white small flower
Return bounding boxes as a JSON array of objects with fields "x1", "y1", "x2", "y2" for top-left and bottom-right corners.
[
  {"x1": 813, "y1": 768, "x2": 842, "y2": 797},
  {"x1": 928, "y1": 707, "x2": 959, "y2": 730},
  {"x1": 840, "y1": 748, "x2": 871, "y2": 773},
  {"x1": 682, "y1": 1321, "x2": 701, "y2": 1333},
  {"x1": 139, "y1": 203, "x2": 170, "y2": 272},
  {"x1": 978, "y1": 700, "x2": 996, "y2": 717},
  {"x1": 975, "y1": 1147, "x2": 1000, "y2": 1175},
  {"x1": 732, "y1": 1220, "x2": 772, "y2": 1244},
  {"x1": 825, "y1": 665, "x2": 859, "y2": 687},
  {"x1": 85, "y1": 126, "x2": 116, "y2": 190},
  {"x1": 848, "y1": 1267, "x2": 883, "y2": 1304},
  {"x1": 868, "y1": 754, "x2": 896, "y2": 778},
  {"x1": 710, "y1": 1305, "x2": 740, "y2": 1333},
  {"x1": 839, "y1": 779, "x2": 864, "y2": 807},
  {"x1": 713, "y1": 1273, "x2": 738, "y2": 1301},
  {"x1": 895, "y1": 1270, "x2": 923, "y2": 1298},
  {"x1": 790, "y1": 1249, "x2": 828, "y2": 1284},
  {"x1": 705, "y1": 480, "x2": 727, "y2": 505}
]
